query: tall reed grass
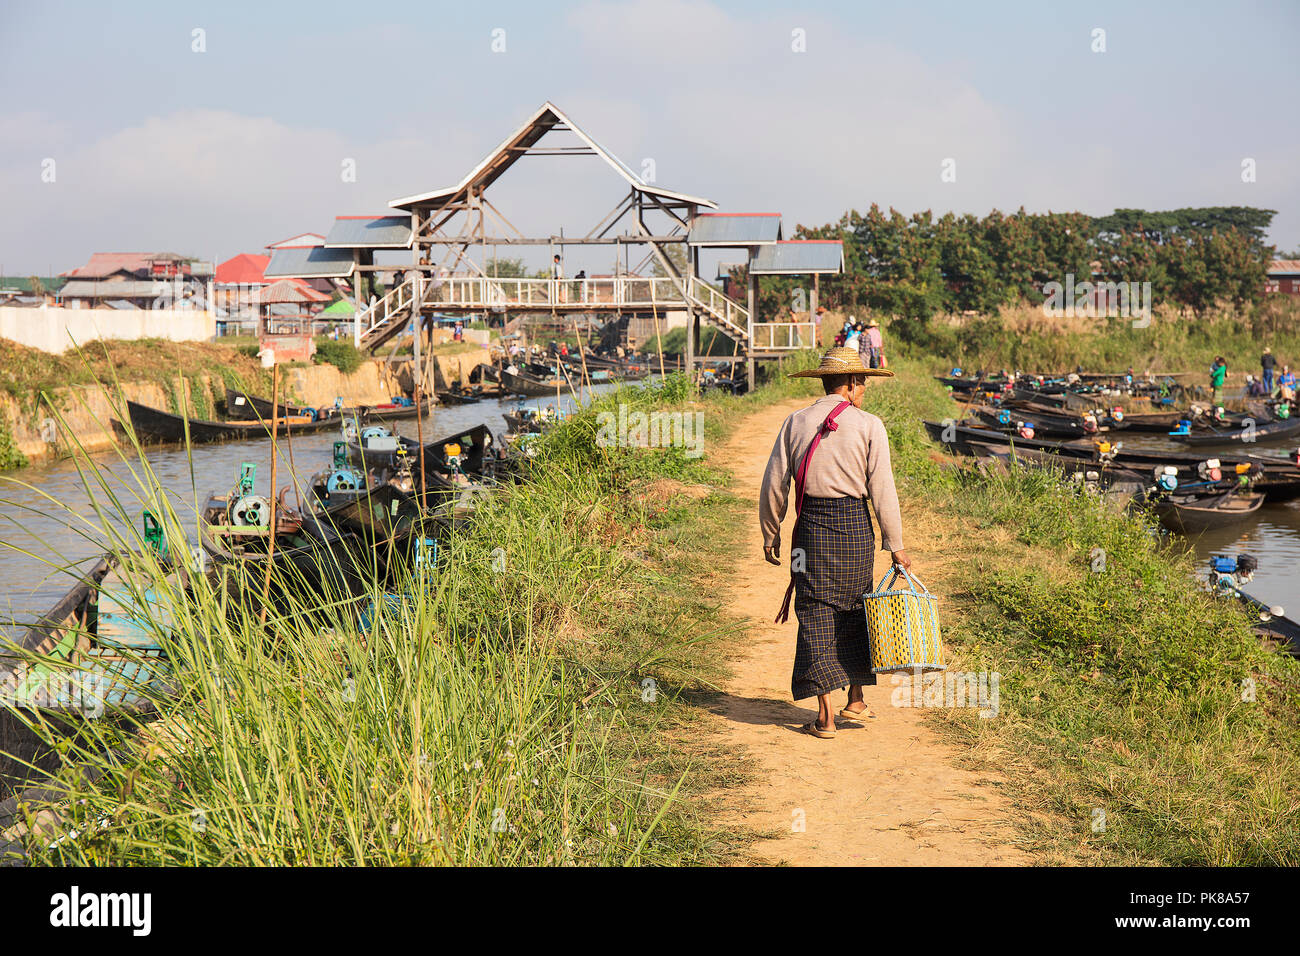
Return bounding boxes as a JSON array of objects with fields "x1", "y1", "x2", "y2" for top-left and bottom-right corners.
[{"x1": 2, "y1": 372, "x2": 747, "y2": 864}]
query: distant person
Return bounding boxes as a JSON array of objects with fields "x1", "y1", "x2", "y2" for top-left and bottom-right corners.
[
  {"x1": 1261, "y1": 347, "x2": 1277, "y2": 393},
  {"x1": 861, "y1": 319, "x2": 884, "y2": 369},
  {"x1": 843, "y1": 323, "x2": 863, "y2": 350},
  {"x1": 453, "y1": 320, "x2": 464, "y2": 342},
  {"x1": 552, "y1": 254, "x2": 565, "y2": 303},
  {"x1": 1278, "y1": 365, "x2": 1296, "y2": 400},
  {"x1": 1210, "y1": 356, "x2": 1227, "y2": 405}
]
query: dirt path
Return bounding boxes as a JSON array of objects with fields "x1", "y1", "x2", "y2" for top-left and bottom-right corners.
[{"x1": 712, "y1": 396, "x2": 1026, "y2": 866}]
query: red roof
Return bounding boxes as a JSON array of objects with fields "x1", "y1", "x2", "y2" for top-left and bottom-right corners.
[
  {"x1": 63, "y1": 252, "x2": 187, "y2": 279},
  {"x1": 217, "y1": 253, "x2": 271, "y2": 285},
  {"x1": 1268, "y1": 259, "x2": 1300, "y2": 276}
]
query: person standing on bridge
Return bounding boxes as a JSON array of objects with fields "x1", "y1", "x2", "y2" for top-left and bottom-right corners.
[{"x1": 759, "y1": 347, "x2": 910, "y2": 739}]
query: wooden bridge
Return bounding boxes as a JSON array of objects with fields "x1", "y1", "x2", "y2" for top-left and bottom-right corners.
[{"x1": 265, "y1": 102, "x2": 838, "y2": 388}]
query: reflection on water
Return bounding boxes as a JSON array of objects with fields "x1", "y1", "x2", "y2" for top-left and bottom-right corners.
[{"x1": 0, "y1": 386, "x2": 615, "y2": 638}]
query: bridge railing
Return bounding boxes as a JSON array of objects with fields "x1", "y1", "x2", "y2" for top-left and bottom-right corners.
[{"x1": 750, "y1": 322, "x2": 819, "y2": 351}]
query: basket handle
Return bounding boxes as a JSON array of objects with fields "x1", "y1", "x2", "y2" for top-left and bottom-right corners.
[{"x1": 874, "y1": 565, "x2": 932, "y2": 596}]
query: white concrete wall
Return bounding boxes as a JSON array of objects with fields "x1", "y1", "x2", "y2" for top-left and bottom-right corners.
[{"x1": 0, "y1": 305, "x2": 215, "y2": 353}]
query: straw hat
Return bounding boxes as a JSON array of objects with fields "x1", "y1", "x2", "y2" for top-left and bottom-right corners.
[
  {"x1": 866, "y1": 319, "x2": 880, "y2": 328},
  {"x1": 789, "y1": 346, "x2": 894, "y2": 378}
]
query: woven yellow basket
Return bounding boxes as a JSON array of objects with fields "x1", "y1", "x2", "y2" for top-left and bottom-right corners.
[{"x1": 864, "y1": 567, "x2": 946, "y2": 674}]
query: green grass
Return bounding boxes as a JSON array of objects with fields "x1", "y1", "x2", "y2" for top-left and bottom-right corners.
[
  {"x1": 1, "y1": 371, "x2": 759, "y2": 864},
  {"x1": 7, "y1": 348, "x2": 1297, "y2": 866},
  {"x1": 863, "y1": 357, "x2": 1300, "y2": 865},
  {"x1": 893, "y1": 297, "x2": 1300, "y2": 380}
]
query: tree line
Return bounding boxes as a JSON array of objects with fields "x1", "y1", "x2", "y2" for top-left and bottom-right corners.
[{"x1": 740, "y1": 205, "x2": 1278, "y2": 327}]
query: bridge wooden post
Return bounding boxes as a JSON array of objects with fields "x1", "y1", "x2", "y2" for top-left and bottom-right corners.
[{"x1": 746, "y1": 268, "x2": 757, "y2": 392}]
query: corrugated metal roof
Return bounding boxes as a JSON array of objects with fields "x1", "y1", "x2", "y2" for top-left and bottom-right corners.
[
  {"x1": 749, "y1": 240, "x2": 844, "y2": 275},
  {"x1": 1268, "y1": 259, "x2": 1300, "y2": 276},
  {"x1": 688, "y1": 213, "x2": 782, "y2": 246},
  {"x1": 255, "y1": 279, "x2": 333, "y2": 305},
  {"x1": 324, "y1": 215, "x2": 413, "y2": 248},
  {"x1": 265, "y1": 246, "x2": 355, "y2": 279},
  {"x1": 61, "y1": 279, "x2": 166, "y2": 297}
]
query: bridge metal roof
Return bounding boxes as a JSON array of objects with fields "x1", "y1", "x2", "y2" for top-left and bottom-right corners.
[
  {"x1": 749, "y1": 240, "x2": 844, "y2": 275},
  {"x1": 324, "y1": 215, "x2": 413, "y2": 249},
  {"x1": 265, "y1": 246, "x2": 355, "y2": 279},
  {"x1": 688, "y1": 213, "x2": 782, "y2": 246}
]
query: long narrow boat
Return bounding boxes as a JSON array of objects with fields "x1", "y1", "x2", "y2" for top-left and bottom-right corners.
[
  {"x1": 199, "y1": 470, "x2": 368, "y2": 624},
  {"x1": 1, "y1": 549, "x2": 188, "y2": 802},
  {"x1": 501, "y1": 368, "x2": 573, "y2": 397},
  {"x1": 356, "y1": 398, "x2": 434, "y2": 424},
  {"x1": 225, "y1": 389, "x2": 315, "y2": 422},
  {"x1": 1235, "y1": 590, "x2": 1300, "y2": 657},
  {"x1": 122, "y1": 400, "x2": 339, "y2": 445},
  {"x1": 1170, "y1": 416, "x2": 1300, "y2": 447},
  {"x1": 923, "y1": 420, "x2": 1300, "y2": 501},
  {"x1": 1145, "y1": 488, "x2": 1265, "y2": 533}
]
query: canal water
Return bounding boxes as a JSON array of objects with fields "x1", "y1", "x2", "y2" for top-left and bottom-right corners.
[
  {"x1": 1106, "y1": 432, "x2": 1300, "y2": 615},
  {"x1": 0, "y1": 386, "x2": 615, "y2": 640}
]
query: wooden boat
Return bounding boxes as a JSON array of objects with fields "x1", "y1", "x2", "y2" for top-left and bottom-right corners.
[
  {"x1": 199, "y1": 471, "x2": 368, "y2": 624},
  {"x1": 225, "y1": 389, "x2": 314, "y2": 422},
  {"x1": 501, "y1": 368, "x2": 573, "y2": 397},
  {"x1": 1235, "y1": 591, "x2": 1300, "y2": 657},
  {"x1": 922, "y1": 420, "x2": 1300, "y2": 501},
  {"x1": 972, "y1": 443, "x2": 1146, "y2": 491},
  {"x1": 433, "y1": 389, "x2": 482, "y2": 406},
  {"x1": 346, "y1": 424, "x2": 497, "y2": 477},
  {"x1": 971, "y1": 404, "x2": 1100, "y2": 439},
  {"x1": 1147, "y1": 490, "x2": 1265, "y2": 534},
  {"x1": 1, "y1": 546, "x2": 190, "y2": 801},
  {"x1": 122, "y1": 400, "x2": 338, "y2": 445},
  {"x1": 1170, "y1": 416, "x2": 1300, "y2": 447},
  {"x1": 356, "y1": 398, "x2": 434, "y2": 424}
]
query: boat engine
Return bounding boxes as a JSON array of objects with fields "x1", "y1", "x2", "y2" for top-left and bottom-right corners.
[
  {"x1": 1209, "y1": 553, "x2": 1257, "y2": 591},
  {"x1": 230, "y1": 493, "x2": 271, "y2": 528},
  {"x1": 1082, "y1": 412, "x2": 1098, "y2": 434},
  {"x1": 361, "y1": 424, "x2": 398, "y2": 451},
  {"x1": 325, "y1": 442, "x2": 367, "y2": 494},
  {"x1": 1110, "y1": 406, "x2": 1125, "y2": 424},
  {"x1": 997, "y1": 409, "x2": 1012, "y2": 425},
  {"x1": 1169, "y1": 419, "x2": 1192, "y2": 436},
  {"x1": 1017, "y1": 421, "x2": 1035, "y2": 439},
  {"x1": 1153, "y1": 465, "x2": 1179, "y2": 492},
  {"x1": 1198, "y1": 458, "x2": 1222, "y2": 482}
]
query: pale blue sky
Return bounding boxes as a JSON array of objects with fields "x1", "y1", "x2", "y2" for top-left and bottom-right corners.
[{"x1": 2, "y1": 0, "x2": 1297, "y2": 275}]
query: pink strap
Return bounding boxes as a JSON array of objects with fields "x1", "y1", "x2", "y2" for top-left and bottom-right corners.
[{"x1": 776, "y1": 401, "x2": 851, "y2": 623}]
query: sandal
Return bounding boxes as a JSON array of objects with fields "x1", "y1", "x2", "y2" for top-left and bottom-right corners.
[
  {"x1": 837, "y1": 705, "x2": 877, "y2": 721},
  {"x1": 802, "y1": 720, "x2": 837, "y2": 739}
]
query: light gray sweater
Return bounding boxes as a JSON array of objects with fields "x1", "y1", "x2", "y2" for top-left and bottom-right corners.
[{"x1": 759, "y1": 394, "x2": 905, "y2": 552}]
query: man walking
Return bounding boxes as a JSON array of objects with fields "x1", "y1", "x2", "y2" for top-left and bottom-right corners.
[{"x1": 759, "y1": 347, "x2": 910, "y2": 739}]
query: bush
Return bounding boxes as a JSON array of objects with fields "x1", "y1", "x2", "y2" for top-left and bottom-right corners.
[{"x1": 313, "y1": 339, "x2": 364, "y2": 375}]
